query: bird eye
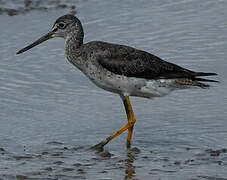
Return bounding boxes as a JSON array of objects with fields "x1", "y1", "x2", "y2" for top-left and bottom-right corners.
[{"x1": 58, "y1": 23, "x2": 65, "y2": 29}]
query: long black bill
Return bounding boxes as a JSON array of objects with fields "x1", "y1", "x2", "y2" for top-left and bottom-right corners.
[{"x1": 16, "y1": 31, "x2": 54, "y2": 54}]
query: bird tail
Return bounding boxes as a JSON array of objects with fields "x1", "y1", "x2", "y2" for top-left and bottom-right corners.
[
  {"x1": 192, "y1": 72, "x2": 219, "y2": 83},
  {"x1": 192, "y1": 77, "x2": 219, "y2": 83},
  {"x1": 174, "y1": 72, "x2": 219, "y2": 88},
  {"x1": 193, "y1": 72, "x2": 217, "y2": 77},
  {"x1": 174, "y1": 79, "x2": 210, "y2": 88}
]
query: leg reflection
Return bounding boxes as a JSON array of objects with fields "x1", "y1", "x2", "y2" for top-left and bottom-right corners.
[{"x1": 124, "y1": 150, "x2": 136, "y2": 179}]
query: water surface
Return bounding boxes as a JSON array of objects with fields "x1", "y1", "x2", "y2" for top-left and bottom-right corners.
[{"x1": 0, "y1": 0, "x2": 227, "y2": 179}]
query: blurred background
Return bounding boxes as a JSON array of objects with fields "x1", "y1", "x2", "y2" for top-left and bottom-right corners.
[
  {"x1": 0, "y1": 0, "x2": 227, "y2": 179},
  {"x1": 0, "y1": 0, "x2": 76, "y2": 16}
]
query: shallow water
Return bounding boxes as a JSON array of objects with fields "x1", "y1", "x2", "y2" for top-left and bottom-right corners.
[{"x1": 0, "y1": 0, "x2": 227, "y2": 179}]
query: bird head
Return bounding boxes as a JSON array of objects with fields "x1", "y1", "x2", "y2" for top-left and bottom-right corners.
[{"x1": 16, "y1": 14, "x2": 83, "y2": 54}]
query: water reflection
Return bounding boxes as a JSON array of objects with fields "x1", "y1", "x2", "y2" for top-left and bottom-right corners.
[
  {"x1": 124, "y1": 150, "x2": 136, "y2": 179},
  {"x1": 92, "y1": 146, "x2": 138, "y2": 179}
]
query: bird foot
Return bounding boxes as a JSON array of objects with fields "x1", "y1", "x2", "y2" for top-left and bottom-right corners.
[{"x1": 90, "y1": 141, "x2": 106, "y2": 152}]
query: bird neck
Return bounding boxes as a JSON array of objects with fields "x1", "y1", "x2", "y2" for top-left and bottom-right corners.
[
  {"x1": 65, "y1": 28, "x2": 84, "y2": 51},
  {"x1": 65, "y1": 28, "x2": 85, "y2": 69}
]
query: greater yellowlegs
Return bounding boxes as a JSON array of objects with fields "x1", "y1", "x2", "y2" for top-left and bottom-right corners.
[{"x1": 17, "y1": 14, "x2": 218, "y2": 149}]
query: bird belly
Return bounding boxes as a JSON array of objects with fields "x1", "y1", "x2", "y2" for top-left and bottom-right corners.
[
  {"x1": 133, "y1": 79, "x2": 176, "y2": 98},
  {"x1": 85, "y1": 65, "x2": 177, "y2": 98}
]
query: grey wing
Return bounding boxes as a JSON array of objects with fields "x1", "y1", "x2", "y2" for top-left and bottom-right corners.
[{"x1": 96, "y1": 43, "x2": 197, "y2": 80}]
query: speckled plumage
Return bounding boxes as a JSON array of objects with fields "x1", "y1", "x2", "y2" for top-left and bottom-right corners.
[
  {"x1": 16, "y1": 14, "x2": 218, "y2": 98},
  {"x1": 16, "y1": 14, "x2": 218, "y2": 149},
  {"x1": 61, "y1": 15, "x2": 217, "y2": 98}
]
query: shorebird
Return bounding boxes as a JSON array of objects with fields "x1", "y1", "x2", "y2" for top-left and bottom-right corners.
[{"x1": 17, "y1": 14, "x2": 218, "y2": 149}]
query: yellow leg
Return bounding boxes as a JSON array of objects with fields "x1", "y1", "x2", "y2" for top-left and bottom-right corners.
[
  {"x1": 91, "y1": 96, "x2": 136, "y2": 150},
  {"x1": 123, "y1": 96, "x2": 136, "y2": 148},
  {"x1": 91, "y1": 122, "x2": 133, "y2": 150}
]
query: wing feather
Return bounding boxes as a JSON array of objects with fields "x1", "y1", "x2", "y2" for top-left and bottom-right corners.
[{"x1": 86, "y1": 41, "x2": 217, "y2": 80}]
